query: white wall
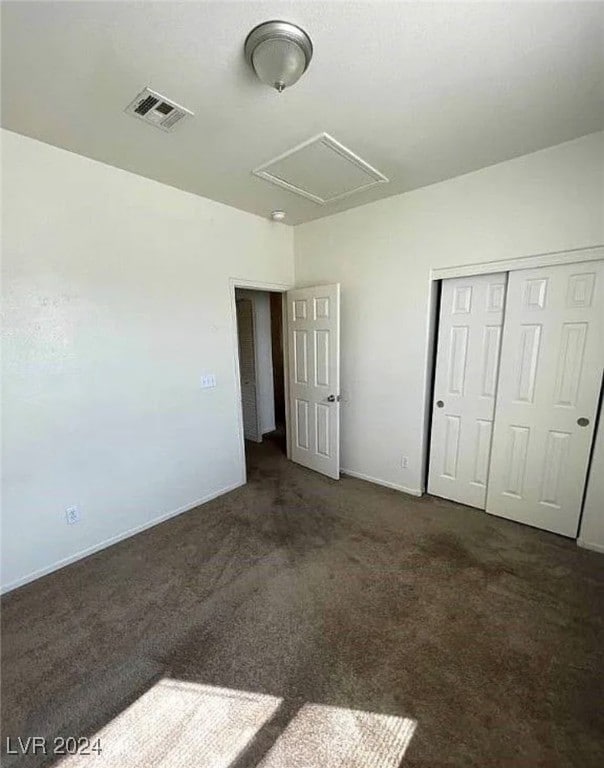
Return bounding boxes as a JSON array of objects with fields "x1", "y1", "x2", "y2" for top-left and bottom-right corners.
[
  {"x1": 294, "y1": 132, "x2": 604, "y2": 538},
  {"x1": 1, "y1": 130, "x2": 294, "y2": 592},
  {"x1": 235, "y1": 289, "x2": 276, "y2": 437},
  {"x1": 4, "y1": 129, "x2": 603, "y2": 593}
]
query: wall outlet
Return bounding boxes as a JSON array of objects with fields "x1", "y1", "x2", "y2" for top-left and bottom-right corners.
[
  {"x1": 200, "y1": 374, "x2": 216, "y2": 389},
  {"x1": 65, "y1": 506, "x2": 80, "y2": 525},
  {"x1": 402, "y1": 457, "x2": 409, "y2": 469}
]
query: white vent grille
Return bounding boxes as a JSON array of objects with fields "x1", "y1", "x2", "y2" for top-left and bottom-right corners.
[{"x1": 125, "y1": 88, "x2": 193, "y2": 132}]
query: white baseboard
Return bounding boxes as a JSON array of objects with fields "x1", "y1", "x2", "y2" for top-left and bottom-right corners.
[
  {"x1": 341, "y1": 468, "x2": 422, "y2": 497},
  {"x1": 577, "y1": 539, "x2": 604, "y2": 554},
  {"x1": 0, "y1": 480, "x2": 245, "y2": 595}
]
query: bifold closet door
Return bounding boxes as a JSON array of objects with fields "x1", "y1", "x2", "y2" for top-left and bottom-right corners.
[
  {"x1": 428, "y1": 273, "x2": 507, "y2": 508},
  {"x1": 486, "y1": 261, "x2": 604, "y2": 537}
]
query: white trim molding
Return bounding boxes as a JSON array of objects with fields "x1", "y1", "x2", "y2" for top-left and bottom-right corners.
[
  {"x1": 229, "y1": 277, "x2": 292, "y2": 292},
  {"x1": 431, "y1": 245, "x2": 604, "y2": 281},
  {"x1": 342, "y1": 468, "x2": 422, "y2": 497},
  {"x1": 577, "y1": 539, "x2": 604, "y2": 555}
]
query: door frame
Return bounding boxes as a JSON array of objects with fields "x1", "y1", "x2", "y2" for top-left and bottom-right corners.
[
  {"x1": 229, "y1": 278, "x2": 294, "y2": 485},
  {"x1": 422, "y1": 245, "x2": 604, "y2": 532},
  {"x1": 431, "y1": 245, "x2": 604, "y2": 281},
  {"x1": 235, "y1": 295, "x2": 261, "y2": 443}
]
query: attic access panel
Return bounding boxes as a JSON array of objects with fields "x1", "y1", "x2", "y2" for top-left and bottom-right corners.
[{"x1": 253, "y1": 133, "x2": 388, "y2": 205}]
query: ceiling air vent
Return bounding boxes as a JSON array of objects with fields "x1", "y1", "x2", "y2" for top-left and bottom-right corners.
[{"x1": 125, "y1": 88, "x2": 193, "y2": 132}]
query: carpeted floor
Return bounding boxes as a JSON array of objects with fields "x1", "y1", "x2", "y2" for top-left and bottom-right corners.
[{"x1": 2, "y1": 439, "x2": 603, "y2": 767}]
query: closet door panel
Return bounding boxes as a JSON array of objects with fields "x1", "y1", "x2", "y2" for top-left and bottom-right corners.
[
  {"x1": 486, "y1": 261, "x2": 604, "y2": 537},
  {"x1": 428, "y1": 273, "x2": 507, "y2": 508}
]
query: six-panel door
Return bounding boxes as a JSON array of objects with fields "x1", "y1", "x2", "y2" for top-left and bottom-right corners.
[
  {"x1": 486, "y1": 261, "x2": 604, "y2": 537},
  {"x1": 287, "y1": 284, "x2": 340, "y2": 479},
  {"x1": 428, "y1": 273, "x2": 507, "y2": 508}
]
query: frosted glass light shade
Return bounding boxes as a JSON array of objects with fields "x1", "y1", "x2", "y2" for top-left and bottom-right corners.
[
  {"x1": 252, "y1": 38, "x2": 307, "y2": 92},
  {"x1": 245, "y1": 21, "x2": 313, "y2": 92}
]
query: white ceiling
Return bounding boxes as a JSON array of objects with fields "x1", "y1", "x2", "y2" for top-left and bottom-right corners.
[{"x1": 2, "y1": 1, "x2": 603, "y2": 225}]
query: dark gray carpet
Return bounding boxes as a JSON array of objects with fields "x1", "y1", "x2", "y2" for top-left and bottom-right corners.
[{"x1": 2, "y1": 439, "x2": 603, "y2": 766}]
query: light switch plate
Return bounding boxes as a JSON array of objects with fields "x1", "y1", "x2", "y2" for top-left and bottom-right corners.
[{"x1": 200, "y1": 374, "x2": 216, "y2": 389}]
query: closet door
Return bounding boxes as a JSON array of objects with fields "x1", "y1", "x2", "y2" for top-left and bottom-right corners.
[
  {"x1": 428, "y1": 273, "x2": 507, "y2": 508},
  {"x1": 486, "y1": 261, "x2": 604, "y2": 537}
]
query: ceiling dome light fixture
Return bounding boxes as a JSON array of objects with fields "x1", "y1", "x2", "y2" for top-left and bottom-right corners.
[
  {"x1": 245, "y1": 20, "x2": 313, "y2": 93},
  {"x1": 270, "y1": 210, "x2": 286, "y2": 222}
]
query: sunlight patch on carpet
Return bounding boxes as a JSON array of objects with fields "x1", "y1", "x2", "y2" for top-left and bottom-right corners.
[
  {"x1": 57, "y1": 679, "x2": 282, "y2": 767},
  {"x1": 258, "y1": 703, "x2": 416, "y2": 768},
  {"x1": 57, "y1": 679, "x2": 416, "y2": 767}
]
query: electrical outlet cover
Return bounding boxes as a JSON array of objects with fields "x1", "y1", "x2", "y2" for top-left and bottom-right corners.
[{"x1": 65, "y1": 506, "x2": 80, "y2": 525}]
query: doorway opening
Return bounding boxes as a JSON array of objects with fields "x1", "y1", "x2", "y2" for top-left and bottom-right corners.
[{"x1": 234, "y1": 288, "x2": 287, "y2": 472}]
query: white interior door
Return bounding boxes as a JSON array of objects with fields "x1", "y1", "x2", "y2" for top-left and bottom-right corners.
[
  {"x1": 428, "y1": 273, "x2": 507, "y2": 508},
  {"x1": 236, "y1": 298, "x2": 260, "y2": 442},
  {"x1": 486, "y1": 261, "x2": 604, "y2": 537},
  {"x1": 287, "y1": 284, "x2": 340, "y2": 479}
]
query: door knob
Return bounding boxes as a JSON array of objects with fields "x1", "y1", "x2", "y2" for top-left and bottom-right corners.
[
  {"x1": 436, "y1": 400, "x2": 444, "y2": 408},
  {"x1": 327, "y1": 394, "x2": 341, "y2": 402},
  {"x1": 577, "y1": 417, "x2": 590, "y2": 427}
]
